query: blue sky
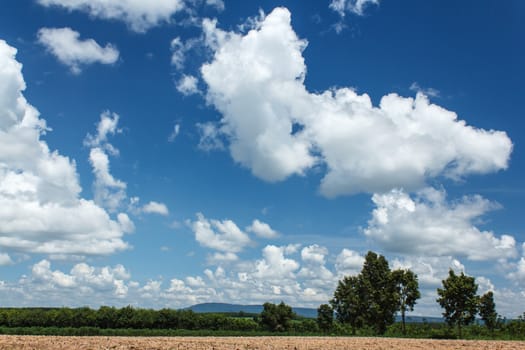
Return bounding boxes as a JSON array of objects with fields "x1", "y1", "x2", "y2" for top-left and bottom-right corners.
[{"x1": 0, "y1": 0, "x2": 524, "y2": 317}]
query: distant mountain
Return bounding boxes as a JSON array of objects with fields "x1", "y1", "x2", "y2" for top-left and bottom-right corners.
[
  {"x1": 185, "y1": 303, "x2": 317, "y2": 318},
  {"x1": 185, "y1": 303, "x2": 443, "y2": 322}
]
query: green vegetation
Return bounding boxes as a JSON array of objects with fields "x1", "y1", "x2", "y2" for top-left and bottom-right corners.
[
  {"x1": 330, "y1": 251, "x2": 420, "y2": 335},
  {"x1": 437, "y1": 269, "x2": 479, "y2": 337}
]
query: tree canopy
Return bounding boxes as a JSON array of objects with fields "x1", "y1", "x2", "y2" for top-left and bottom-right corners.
[{"x1": 437, "y1": 269, "x2": 479, "y2": 337}]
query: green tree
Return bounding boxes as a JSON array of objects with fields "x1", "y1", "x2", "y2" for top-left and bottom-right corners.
[
  {"x1": 479, "y1": 291, "x2": 498, "y2": 332},
  {"x1": 330, "y1": 275, "x2": 364, "y2": 334},
  {"x1": 360, "y1": 251, "x2": 398, "y2": 334},
  {"x1": 391, "y1": 269, "x2": 421, "y2": 334},
  {"x1": 259, "y1": 302, "x2": 295, "y2": 332},
  {"x1": 437, "y1": 269, "x2": 479, "y2": 338},
  {"x1": 316, "y1": 304, "x2": 334, "y2": 333}
]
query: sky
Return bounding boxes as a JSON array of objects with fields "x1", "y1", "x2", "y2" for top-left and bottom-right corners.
[{"x1": 0, "y1": 0, "x2": 524, "y2": 318}]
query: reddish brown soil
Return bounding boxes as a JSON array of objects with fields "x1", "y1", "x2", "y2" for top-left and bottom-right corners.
[{"x1": 0, "y1": 335, "x2": 523, "y2": 350}]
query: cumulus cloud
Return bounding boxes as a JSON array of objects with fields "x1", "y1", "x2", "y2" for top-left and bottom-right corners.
[
  {"x1": 365, "y1": 188, "x2": 517, "y2": 261},
  {"x1": 200, "y1": 7, "x2": 512, "y2": 196},
  {"x1": 335, "y1": 248, "x2": 364, "y2": 276},
  {"x1": 37, "y1": 27, "x2": 119, "y2": 74},
  {"x1": 246, "y1": 219, "x2": 278, "y2": 239},
  {"x1": 329, "y1": 0, "x2": 379, "y2": 16},
  {"x1": 0, "y1": 253, "x2": 13, "y2": 266},
  {"x1": 141, "y1": 201, "x2": 169, "y2": 216},
  {"x1": 190, "y1": 213, "x2": 251, "y2": 254},
  {"x1": 86, "y1": 112, "x2": 127, "y2": 213},
  {"x1": 176, "y1": 75, "x2": 199, "y2": 96},
  {"x1": 37, "y1": 0, "x2": 186, "y2": 33},
  {"x1": 0, "y1": 40, "x2": 131, "y2": 256}
]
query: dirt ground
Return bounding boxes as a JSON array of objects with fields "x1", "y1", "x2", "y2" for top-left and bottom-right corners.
[{"x1": 0, "y1": 336, "x2": 524, "y2": 350}]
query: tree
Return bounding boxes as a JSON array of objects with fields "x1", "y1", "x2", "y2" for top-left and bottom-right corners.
[
  {"x1": 330, "y1": 275, "x2": 364, "y2": 334},
  {"x1": 479, "y1": 291, "x2": 498, "y2": 332},
  {"x1": 316, "y1": 304, "x2": 334, "y2": 333},
  {"x1": 360, "y1": 251, "x2": 398, "y2": 334},
  {"x1": 392, "y1": 269, "x2": 421, "y2": 334},
  {"x1": 437, "y1": 269, "x2": 479, "y2": 338},
  {"x1": 259, "y1": 302, "x2": 295, "y2": 332}
]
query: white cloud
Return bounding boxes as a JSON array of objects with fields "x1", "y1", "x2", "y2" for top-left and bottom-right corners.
[
  {"x1": 37, "y1": 27, "x2": 119, "y2": 74},
  {"x1": 410, "y1": 82, "x2": 440, "y2": 98},
  {"x1": 365, "y1": 188, "x2": 517, "y2": 261},
  {"x1": 89, "y1": 147, "x2": 127, "y2": 212},
  {"x1": 190, "y1": 213, "x2": 251, "y2": 253},
  {"x1": 253, "y1": 245, "x2": 299, "y2": 280},
  {"x1": 200, "y1": 7, "x2": 512, "y2": 196},
  {"x1": 335, "y1": 248, "x2": 364, "y2": 276},
  {"x1": 37, "y1": 0, "x2": 186, "y2": 33},
  {"x1": 246, "y1": 219, "x2": 278, "y2": 239},
  {"x1": 0, "y1": 253, "x2": 13, "y2": 266},
  {"x1": 391, "y1": 256, "x2": 465, "y2": 289},
  {"x1": 206, "y1": 0, "x2": 224, "y2": 12},
  {"x1": 168, "y1": 123, "x2": 180, "y2": 142},
  {"x1": 84, "y1": 111, "x2": 121, "y2": 155},
  {"x1": 196, "y1": 122, "x2": 224, "y2": 151},
  {"x1": 0, "y1": 39, "x2": 131, "y2": 257},
  {"x1": 142, "y1": 201, "x2": 169, "y2": 216},
  {"x1": 85, "y1": 112, "x2": 127, "y2": 213},
  {"x1": 176, "y1": 75, "x2": 199, "y2": 96},
  {"x1": 170, "y1": 37, "x2": 199, "y2": 70},
  {"x1": 329, "y1": 0, "x2": 379, "y2": 16}
]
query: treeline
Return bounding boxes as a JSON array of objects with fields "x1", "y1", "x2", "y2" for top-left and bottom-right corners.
[
  {"x1": 0, "y1": 306, "x2": 322, "y2": 333},
  {"x1": 0, "y1": 307, "x2": 258, "y2": 331}
]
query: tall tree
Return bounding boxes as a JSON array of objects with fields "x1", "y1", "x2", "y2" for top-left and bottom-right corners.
[
  {"x1": 437, "y1": 269, "x2": 479, "y2": 338},
  {"x1": 316, "y1": 304, "x2": 334, "y2": 333},
  {"x1": 479, "y1": 291, "x2": 498, "y2": 332},
  {"x1": 391, "y1": 269, "x2": 421, "y2": 334},
  {"x1": 360, "y1": 251, "x2": 398, "y2": 334},
  {"x1": 259, "y1": 302, "x2": 295, "y2": 332},
  {"x1": 330, "y1": 275, "x2": 364, "y2": 334}
]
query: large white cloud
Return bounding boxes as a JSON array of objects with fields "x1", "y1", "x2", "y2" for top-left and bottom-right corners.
[
  {"x1": 37, "y1": 27, "x2": 119, "y2": 74},
  {"x1": 365, "y1": 188, "x2": 517, "y2": 261},
  {"x1": 37, "y1": 0, "x2": 186, "y2": 33},
  {"x1": 0, "y1": 39, "x2": 131, "y2": 256},
  {"x1": 200, "y1": 7, "x2": 512, "y2": 196}
]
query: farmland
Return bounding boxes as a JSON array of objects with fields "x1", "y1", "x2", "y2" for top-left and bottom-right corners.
[{"x1": 0, "y1": 336, "x2": 524, "y2": 350}]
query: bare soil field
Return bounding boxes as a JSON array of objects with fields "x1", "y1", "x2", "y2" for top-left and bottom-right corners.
[{"x1": 0, "y1": 336, "x2": 524, "y2": 350}]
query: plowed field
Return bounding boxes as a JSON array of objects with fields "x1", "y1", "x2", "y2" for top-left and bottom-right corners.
[{"x1": 1, "y1": 336, "x2": 524, "y2": 350}]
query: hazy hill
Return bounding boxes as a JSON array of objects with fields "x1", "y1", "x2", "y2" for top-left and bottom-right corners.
[{"x1": 185, "y1": 303, "x2": 443, "y2": 322}]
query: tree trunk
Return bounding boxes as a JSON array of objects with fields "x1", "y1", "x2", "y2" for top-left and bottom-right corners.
[{"x1": 401, "y1": 310, "x2": 406, "y2": 335}]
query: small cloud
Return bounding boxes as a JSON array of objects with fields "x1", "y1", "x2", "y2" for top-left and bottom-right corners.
[
  {"x1": 142, "y1": 201, "x2": 169, "y2": 216},
  {"x1": 168, "y1": 123, "x2": 180, "y2": 142},
  {"x1": 246, "y1": 219, "x2": 279, "y2": 239},
  {"x1": 410, "y1": 82, "x2": 440, "y2": 97},
  {"x1": 206, "y1": 0, "x2": 225, "y2": 12},
  {"x1": 37, "y1": 27, "x2": 119, "y2": 74},
  {"x1": 0, "y1": 253, "x2": 14, "y2": 266},
  {"x1": 176, "y1": 75, "x2": 199, "y2": 96},
  {"x1": 196, "y1": 122, "x2": 224, "y2": 151}
]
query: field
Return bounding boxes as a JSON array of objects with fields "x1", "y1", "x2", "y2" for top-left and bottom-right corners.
[{"x1": 0, "y1": 336, "x2": 524, "y2": 350}]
